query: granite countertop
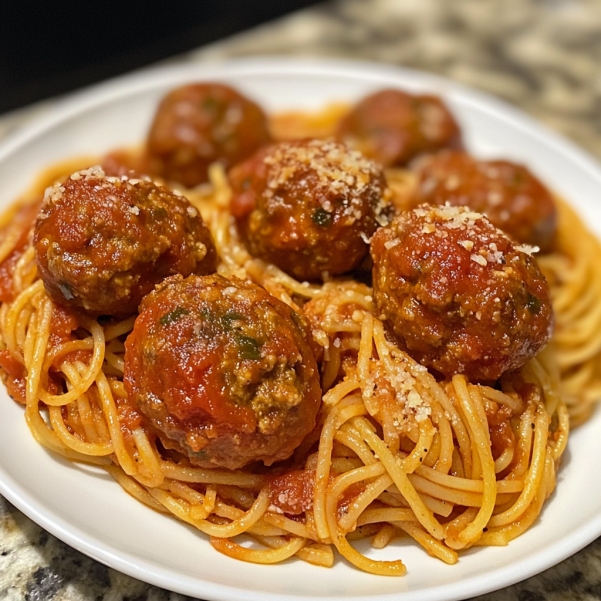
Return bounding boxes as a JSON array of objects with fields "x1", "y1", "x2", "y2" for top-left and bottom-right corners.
[{"x1": 2, "y1": 0, "x2": 601, "y2": 599}]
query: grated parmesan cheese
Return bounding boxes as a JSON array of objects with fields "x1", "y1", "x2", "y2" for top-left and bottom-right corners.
[{"x1": 471, "y1": 253, "x2": 488, "y2": 267}]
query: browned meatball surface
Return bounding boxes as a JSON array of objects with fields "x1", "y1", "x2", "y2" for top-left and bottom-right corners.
[
  {"x1": 412, "y1": 151, "x2": 557, "y2": 252},
  {"x1": 101, "y1": 149, "x2": 149, "y2": 180},
  {"x1": 230, "y1": 139, "x2": 391, "y2": 281},
  {"x1": 124, "y1": 274, "x2": 321, "y2": 470},
  {"x1": 337, "y1": 89, "x2": 462, "y2": 167},
  {"x1": 371, "y1": 205, "x2": 553, "y2": 382},
  {"x1": 146, "y1": 83, "x2": 270, "y2": 187},
  {"x1": 34, "y1": 166, "x2": 217, "y2": 316}
]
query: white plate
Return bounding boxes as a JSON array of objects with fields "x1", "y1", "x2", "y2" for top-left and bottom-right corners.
[{"x1": 1, "y1": 58, "x2": 601, "y2": 601}]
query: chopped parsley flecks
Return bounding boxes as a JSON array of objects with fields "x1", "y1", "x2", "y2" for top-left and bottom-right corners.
[
  {"x1": 159, "y1": 306, "x2": 190, "y2": 326},
  {"x1": 153, "y1": 207, "x2": 168, "y2": 221},
  {"x1": 221, "y1": 311, "x2": 246, "y2": 331},
  {"x1": 289, "y1": 308, "x2": 305, "y2": 332},
  {"x1": 312, "y1": 207, "x2": 333, "y2": 228},
  {"x1": 237, "y1": 335, "x2": 262, "y2": 361},
  {"x1": 526, "y1": 293, "x2": 542, "y2": 315}
]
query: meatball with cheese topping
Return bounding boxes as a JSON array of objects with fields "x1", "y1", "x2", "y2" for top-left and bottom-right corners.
[
  {"x1": 412, "y1": 151, "x2": 557, "y2": 252},
  {"x1": 371, "y1": 205, "x2": 553, "y2": 382},
  {"x1": 124, "y1": 274, "x2": 321, "y2": 470},
  {"x1": 34, "y1": 166, "x2": 217, "y2": 316},
  {"x1": 146, "y1": 83, "x2": 270, "y2": 187},
  {"x1": 230, "y1": 138, "x2": 391, "y2": 281},
  {"x1": 337, "y1": 89, "x2": 462, "y2": 167}
]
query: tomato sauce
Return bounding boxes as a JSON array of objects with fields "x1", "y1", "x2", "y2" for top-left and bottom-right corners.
[
  {"x1": 269, "y1": 469, "x2": 316, "y2": 514},
  {"x1": 0, "y1": 201, "x2": 41, "y2": 303},
  {"x1": 0, "y1": 350, "x2": 26, "y2": 404}
]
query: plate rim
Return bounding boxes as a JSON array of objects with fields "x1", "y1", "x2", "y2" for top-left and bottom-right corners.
[{"x1": 1, "y1": 56, "x2": 601, "y2": 601}]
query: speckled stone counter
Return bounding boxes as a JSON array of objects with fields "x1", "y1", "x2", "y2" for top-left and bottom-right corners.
[{"x1": 2, "y1": 0, "x2": 601, "y2": 599}]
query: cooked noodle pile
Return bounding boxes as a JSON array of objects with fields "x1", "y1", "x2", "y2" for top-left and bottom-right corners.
[{"x1": 0, "y1": 107, "x2": 598, "y2": 574}]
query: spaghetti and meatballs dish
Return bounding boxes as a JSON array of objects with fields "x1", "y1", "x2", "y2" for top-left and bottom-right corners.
[{"x1": 0, "y1": 80, "x2": 600, "y2": 576}]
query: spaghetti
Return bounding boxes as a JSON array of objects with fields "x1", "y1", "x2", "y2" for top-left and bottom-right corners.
[{"x1": 0, "y1": 103, "x2": 597, "y2": 576}]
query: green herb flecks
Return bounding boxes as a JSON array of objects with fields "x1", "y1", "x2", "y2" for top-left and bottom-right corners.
[
  {"x1": 153, "y1": 206, "x2": 168, "y2": 221},
  {"x1": 160, "y1": 306, "x2": 190, "y2": 326},
  {"x1": 312, "y1": 207, "x2": 333, "y2": 228},
  {"x1": 193, "y1": 449, "x2": 208, "y2": 461},
  {"x1": 221, "y1": 311, "x2": 246, "y2": 331},
  {"x1": 526, "y1": 293, "x2": 542, "y2": 315},
  {"x1": 237, "y1": 335, "x2": 262, "y2": 361},
  {"x1": 198, "y1": 307, "x2": 217, "y2": 323},
  {"x1": 289, "y1": 308, "x2": 305, "y2": 332}
]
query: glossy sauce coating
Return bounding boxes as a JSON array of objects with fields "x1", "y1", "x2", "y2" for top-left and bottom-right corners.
[
  {"x1": 371, "y1": 205, "x2": 553, "y2": 382},
  {"x1": 146, "y1": 83, "x2": 271, "y2": 187},
  {"x1": 412, "y1": 150, "x2": 557, "y2": 252},
  {"x1": 230, "y1": 139, "x2": 391, "y2": 281},
  {"x1": 337, "y1": 89, "x2": 462, "y2": 167},
  {"x1": 124, "y1": 274, "x2": 321, "y2": 470},
  {"x1": 34, "y1": 166, "x2": 217, "y2": 316},
  {"x1": 101, "y1": 148, "x2": 148, "y2": 179},
  {"x1": 269, "y1": 469, "x2": 316, "y2": 515},
  {"x1": 0, "y1": 201, "x2": 40, "y2": 302},
  {"x1": 0, "y1": 303, "x2": 79, "y2": 404}
]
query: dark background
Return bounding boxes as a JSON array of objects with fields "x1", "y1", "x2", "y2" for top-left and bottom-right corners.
[{"x1": 0, "y1": 0, "x2": 321, "y2": 115}]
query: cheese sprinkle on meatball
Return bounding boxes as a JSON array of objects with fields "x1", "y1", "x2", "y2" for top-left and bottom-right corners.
[
  {"x1": 230, "y1": 138, "x2": 391, "y2": 281},
  {"x1": 371, "y1": 204, "x2": 553, "y2": 382},
  {"x1": 34, "y1": 166, "x2": 217, "y2": 316},
  {"x1": 412, "y1": 150, "x2": 557, "y2": 252}
]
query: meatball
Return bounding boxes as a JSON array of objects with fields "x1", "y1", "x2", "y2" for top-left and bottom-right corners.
[
  {"x1": 337, "y1": 89, "x2": 462, "y2": 167},
  {"x1": 412, "y1": 151, "x2": 557, "y2": 252},
  {"x1": 101, "y1": 149, "x2": 148, "y2": 179},
  {"x1": 371, "y1": 205, "x2": 553, "y2": 382},
  {"x1": 146, "y1": 83, "x2": 270, "y2": 187},
  {"x1": 123, "y1": 274, "x2": 321, "y2": 470},
  {"x1": 34, "y1": 166, "x2": 217, "y2": 316},
  {"x1": 230, "y1": 138, "x2": 391, "y2": 281}
]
